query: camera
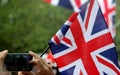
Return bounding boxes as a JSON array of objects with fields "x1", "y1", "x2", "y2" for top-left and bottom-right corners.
[{"x1": 4, "y1": 53, "x2": 33, "y2": 71}]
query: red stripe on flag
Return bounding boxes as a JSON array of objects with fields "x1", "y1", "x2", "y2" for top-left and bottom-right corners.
[
  {"x1": 80, "y1": 70, "x2": 83, "y2": 75},
  {"x1": 47, "y1": 52, "x2": 56, "y2": 62},
  {"x1": 104, "y1": 0, "x2": 116, "y2": 26},
  {"x1": 85, "y1": 0, "x2": 94, "y2": 30},
  {"x1": 75, "y1": 0, "x2": 81, "y2": 8},
  {"x1": 68, "y1": 12, "x2": 79, "y2": 22},
  {"x1": 63, "y1": 37, "x2": 72, "y2": 45},
  {"x1": 44, "y1": 0, "x2": 51, "y2": 3},
  {"x1": 54, "y1": 35, "x2": 60, "y2": 44},
  {"x1": 97, "y1": 56, "x2": 120, "y2": 74}
]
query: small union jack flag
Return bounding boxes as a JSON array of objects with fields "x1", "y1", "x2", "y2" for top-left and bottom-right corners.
[
  {"x1": 44, "y1": 0, "x2": 116, "y2": 38},
  {"x1": 49, "y1": 0, "x2": 120, "y2": 75},
  {"x1": 44, "y1": 0, "x2": 87, "y2": 12},
  {"x1": 98, "y1": 0, "x2": 116, "y2": 38}
]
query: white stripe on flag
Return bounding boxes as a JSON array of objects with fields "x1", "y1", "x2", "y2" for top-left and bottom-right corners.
[{"x1": 51, "y1": 0, "x2": 59, "y2": 6}]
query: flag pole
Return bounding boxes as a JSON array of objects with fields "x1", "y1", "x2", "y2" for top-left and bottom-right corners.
[{"x1": 40, "y1": 46, "x2": 50, "y2": 57}]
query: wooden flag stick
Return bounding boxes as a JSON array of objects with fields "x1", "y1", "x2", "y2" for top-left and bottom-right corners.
[{"x1": 40, "y1": 46, "x2": 50, "y2": 57}]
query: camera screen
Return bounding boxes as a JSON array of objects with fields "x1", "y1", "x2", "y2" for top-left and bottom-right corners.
[{"x1": 4, "y1": 53, "x2": 33, "y2": 71}]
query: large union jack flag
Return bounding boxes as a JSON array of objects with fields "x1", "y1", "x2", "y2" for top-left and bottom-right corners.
[
  {"x1": 49, "y1": 0, "x2": 120, "y2": 75},
  {"x1": 44, "y1": 0, "x2": 116, "y2": 38}
]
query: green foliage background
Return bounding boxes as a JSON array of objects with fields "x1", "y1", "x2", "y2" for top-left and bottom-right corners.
[
  {"x1": 0, "y1": 0, "x2": 120, "y2": 59},
  {"x1": 0, "y1": 0, "x2": 72, "y2": 52}
]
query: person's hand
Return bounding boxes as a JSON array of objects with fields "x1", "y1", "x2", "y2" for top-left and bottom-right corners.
[
  {"x1": 18, "y1": 71, "x2": 33, "y2": 75},
  {"x1": 18, "y1": 51, "x2": 54, "y2": 75},
  {"x1": 0, "y1": 50, "x2": 9, "y2": 75}
]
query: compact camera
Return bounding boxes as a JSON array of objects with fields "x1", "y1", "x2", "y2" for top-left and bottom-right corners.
[{"x1": 4, "y1": 53, "x2": 33, "y2": 71}]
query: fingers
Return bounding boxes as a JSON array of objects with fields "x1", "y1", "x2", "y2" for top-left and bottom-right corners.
[
  {"x1": 29, "y1": 51, "x2": 52, "y2": 69},
  {"x1": 0, "y1": 50, "x2": 8, "y2": 60},
  {"x1": 31, "y1": 58, "x2": 53, "y2": 75},
  {"x1": 29, "y1": 51, "x2": 54, "y2": 75},
  {"x1": 29, "y1": 51, "x2": 48, "y2": 67},
  {"x1": 18, "y1": 71, "x2": 33, "y2": 75},
  {"x1": 29, "y1": 51, "x2": 47, "y2": 66},
  {"x1": 0, "y1": 50, "x2": 8, "y2": 64},
  {"x1": 0, "y1": 50, "x2": 8, "y2": 72},
  {"x1": 18, "y1": 72, "x2": 23, "y2": 75},
  {"x1": 29, "y1": 51, "x2": 40, "y2": 59}
]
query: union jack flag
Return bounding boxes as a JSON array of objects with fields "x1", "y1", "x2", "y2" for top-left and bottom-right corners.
[
  {"x1": 44, "y1": 0, "x2": 116, "y2": 38},
  {"x1": 98, "y1": 0, "x2": 116, "y2": 39},
  {"x1": 49, "y1": 0, "x2": 120, "y2": 75},
  {"x1": 44, "y1": 0, "x2": 87, "y2": 12}
]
